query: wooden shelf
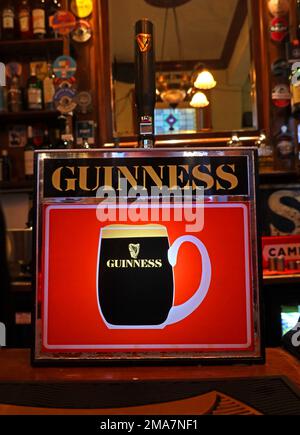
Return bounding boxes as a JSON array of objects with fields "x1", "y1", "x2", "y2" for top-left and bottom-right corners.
[
  {"x1": 260, "y1": 169, "x2": 298, "y2": 176},
  {"x1": 0, "y1": 180, "x2": 33, "y2": 194},
  {"x1": 11, "y1": 281, "x2": 32, "y2": 293},
  {"x1": 0, "y1": 38, "x2": 64, "y2": 58},
  {"x1": 0, "y1": 110, "x2": 59, "y2": 123},
  {"x1": 259, "y1": 170, "x2": 299, "y2": 184},
  {"x1": 263, "y1": 274, "x2": 300, "y2": 286}
]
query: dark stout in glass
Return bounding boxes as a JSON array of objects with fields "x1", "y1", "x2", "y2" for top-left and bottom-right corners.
[{"x1": 98, "y1": 226, "x2": 173, "y2": 327}]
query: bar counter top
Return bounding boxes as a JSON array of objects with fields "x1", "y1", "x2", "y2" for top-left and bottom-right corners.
[
  {"x1": 0, "y1": 347, "x2": 298, "y2": 386},
  {"x1": 0, "y1": 348, "x2": 298, "y2": 415}
]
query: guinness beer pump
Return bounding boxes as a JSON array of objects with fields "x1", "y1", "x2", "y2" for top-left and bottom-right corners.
[{"x1": 135, "y1": 19, "x2": 156, "y2": 149}]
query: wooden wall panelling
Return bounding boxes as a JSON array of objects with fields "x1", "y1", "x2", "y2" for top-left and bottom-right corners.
[
  {"x1": 94, "y1": 0, "x2": 114, "y2": 145},
  {"x1": 250, "y1": 0, "x2": 271, "y2": 136}
]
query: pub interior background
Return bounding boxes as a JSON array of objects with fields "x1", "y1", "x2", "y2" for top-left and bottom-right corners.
[{"x1": 0, "y1": 0, "x2": 299, "y2": 416}]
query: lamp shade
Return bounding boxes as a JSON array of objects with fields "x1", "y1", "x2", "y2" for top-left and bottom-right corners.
[
  {"x1": 194, "y1": 70, "x2": 217, "y2": 90},
  {"x1": 156, "y1": 72, "x2": 190, "y2": 107},
  {"x1": 160, "y1": 88, "x2": 187, "y2": 105},
  {"x1": 190, "y1": 91, "x2": 209, "y2": 108}
]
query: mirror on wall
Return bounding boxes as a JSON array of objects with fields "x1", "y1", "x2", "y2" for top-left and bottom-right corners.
[{"x1": 108, "y1": 0, "x2": 256, "y2": 138}]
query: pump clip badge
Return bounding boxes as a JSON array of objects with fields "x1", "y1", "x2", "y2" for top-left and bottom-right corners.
[
  {"x1": 71, "y1": 0, "x2": 93, "y2": 18},
  {"x1": 71, "y1": 20, "x2": 92, "y2": 43},
  {"x1": 270, "y1": 17, "x2": 288, "y2": 42},
  {"x1": 136, "y1": 33, "x2": 152, "y2": 53},
  {"x1": 54, "y1": 88, "x2": 77, "y2": 114},
  {"x1": 53, "y1": 56, "x2": 77, "y2": 79},
  {"x1": 272, "y1": 84, "x2": 291, "y2": 107},
  {"x1": 51, "y1": 11, "x2": 76, "y2": 36}
]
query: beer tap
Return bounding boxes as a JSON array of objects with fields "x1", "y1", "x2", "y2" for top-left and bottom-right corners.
[{"x1": 134, "y1": 19, "x2": 156, "y2": 149}]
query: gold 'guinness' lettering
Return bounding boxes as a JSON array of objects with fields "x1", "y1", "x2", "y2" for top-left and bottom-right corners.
[
  {"x1": 78, "y1": 167, "x2": 90, "y2": 191},
  {"x1": 179, "y1": 165, "x2": 191, "y2": 189},
  {"x1": 52, "y1": 167, "x2": 63, "y2": 192},
  {"x1": 192, "y1": 164, "x2": 214, "y2": 190},
  {"x1": 52, "y1": 166, "x2": 77, "y2": 191},
  {"x1": 168, "y1": 165, "x2": 190, "y2": 190},
  {"x1": 64, "y1": 167, "x2": 77, "y2": 191},
  {"x1": 117, "y1": 166, "x2": 139, "y2": 190},
  {"x1": 216, "y1": 164, "x2": 239, "y2": 191},
  {"x1": 48, "y1": 161, "x2": 243, "y2": 194},
  {"x1": 107, "y1": 259, "x2": 163, "y2": 268},
  {"x1": 142, "y1": 166, "x2": 164, "y2": 189}
]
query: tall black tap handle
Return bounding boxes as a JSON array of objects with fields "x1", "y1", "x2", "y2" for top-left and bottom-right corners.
[{"x1": 135, "y1": 19, "x2": 156, "y2": 149}]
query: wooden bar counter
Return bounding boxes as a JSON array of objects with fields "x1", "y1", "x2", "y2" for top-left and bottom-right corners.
[
  {"x1": 0, "y1": 348, "x2": 298, "y2": 385},
  {"x1": 0, "y1": 348, "x2": 298, "y2": 415}
]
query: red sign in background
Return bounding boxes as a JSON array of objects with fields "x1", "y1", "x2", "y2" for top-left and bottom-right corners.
[{"x1": 40, "y1": 203, "x2": 254, "y2": 353}]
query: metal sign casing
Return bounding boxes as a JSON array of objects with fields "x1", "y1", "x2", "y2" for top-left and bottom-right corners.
[{"x1": 33, "y1": 147, "x2": 263, "y2": 365}]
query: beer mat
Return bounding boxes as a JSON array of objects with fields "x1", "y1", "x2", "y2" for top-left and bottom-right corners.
[{"x1": 0, "y1": 377, "x2": 299, "y2": 415}]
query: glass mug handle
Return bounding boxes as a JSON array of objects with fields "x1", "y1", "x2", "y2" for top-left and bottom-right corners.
[{"x1": 165, "y1": 236, "x2": 211, "y2": 326}]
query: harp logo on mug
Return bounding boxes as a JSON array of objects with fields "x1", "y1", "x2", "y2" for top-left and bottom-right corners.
[{"x1": 129, "y1": 243, "x2": 140, "y2": 259}]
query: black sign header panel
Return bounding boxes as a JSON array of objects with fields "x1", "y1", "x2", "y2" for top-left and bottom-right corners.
[{"x1": 43, "y1": 155, "x2": 249, "y2": 198}]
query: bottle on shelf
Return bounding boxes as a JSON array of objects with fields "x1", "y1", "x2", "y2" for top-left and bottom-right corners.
[
  {"x1": 61, "y1": 123, "x2": 74, "y2": 149},
  {"x1": 51, "y1": 128, "x2": 66, "y2": 149},
  {"x1": 1, "y1": 0, "x2": 16, "y2": 40},
  {"x1": 27, "y1": 63, "x2": 43, "y2": 110},
  {"x1": 80, "y1": 137, "x2": 90, "y2": 149},
  {"x1": 18, "y1": 0, "x2": 32, "y2": 40},
  {"x1": 287, "y1": 38, "x2": 300, "y2": 63},
  {"x1": 0, "y1": 150, "x2": 11, "y2": 182},
  {"x1": 7, "y1": 75, "x2": 23, "y2": 112},
  {"x1": 24, "y1": 126, "x2": 35, "y2": 179},
  {"x1": 43, "y1": 63, "x2": 55, "y2": 110},
  {"x1": 40, "y1": 129, "x2": 51, "y2": 149},
  {"x1": 275, "y1": 125, "x2": 296, "y2": 171},
  {"x1": 32, "y1": 0, "x2": 46, "y2": 39},
  {"x1": 256, "y1": 131, "x2": 274, "y2": 172}
]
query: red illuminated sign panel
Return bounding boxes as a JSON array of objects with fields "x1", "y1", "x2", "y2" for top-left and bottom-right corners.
[{"x1": 33, "y1": 149, "x2": 263, "y2": 364}]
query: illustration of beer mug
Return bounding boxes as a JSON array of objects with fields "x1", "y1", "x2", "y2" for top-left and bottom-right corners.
[{"x1": 97, "y1": 225, "x2": 211, "y2": 329}]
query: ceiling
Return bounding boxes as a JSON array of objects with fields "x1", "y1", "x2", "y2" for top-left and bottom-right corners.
[{"x1": 109, "y1": 0, "x2": 247, "y2": 66}]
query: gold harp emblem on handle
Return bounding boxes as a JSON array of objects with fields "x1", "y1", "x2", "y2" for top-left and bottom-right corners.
[{"x1": 136, "y1": 33, "x2": 152, "y2": 52}]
